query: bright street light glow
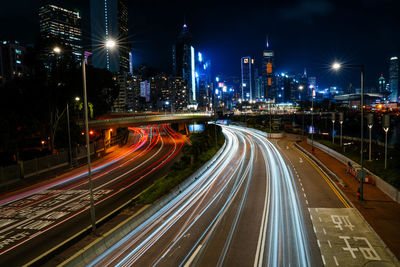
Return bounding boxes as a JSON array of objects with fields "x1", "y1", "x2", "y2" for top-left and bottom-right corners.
[
  {"x1": 105, "y1": 39, "x2": 116, "y2": 49},
  {"x1": 75, "y1": 97, "x2": 80, "y2": 101},
  {"x1": 53, "y1": 47, "x2": 61, "y2": 54},
  {"x1": 298, "y1": 85, "x2": 304, "y2": 90},
  {"x1": 332, "y1": 62, "x2": 341, "y2": 70}
]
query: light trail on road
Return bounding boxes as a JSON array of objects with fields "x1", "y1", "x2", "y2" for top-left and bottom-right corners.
[
  {"x1": 90, "y1": 125, "x2": 311, "y2": 267},
  {"x1": 0, "y1": 124, "x2": 185, "y2": 265}
]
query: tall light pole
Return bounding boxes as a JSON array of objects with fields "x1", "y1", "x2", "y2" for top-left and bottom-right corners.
[
  {"x1": 299, "y1": 85, "x2": 304, "y2": 139},
  {"x1": 331, "y1": 112, "x2": 335, "y2": 144},
  {"x1": 310, "y1": 85, "x2": 315, "y2": 151},
  {"x1": 339, "y1": 112, "x2": 344, "y2": 147},
  {"x1": 332, "y1": 62, "x2": 365, "y2": 200},
  {"x1": 66, "y1": 103, "x2": 72, "y2": 168},
  {"x1": 82, "y1": 53, "x2": 97, "y2": 232},
  {"x1": 54, "y1": 41, "x2": 116, "y2": 232},
  {"x1": 383, "y1": 114, "x2": 390, "y2": 169},
  {"x1": 53, "y1": 47, "x2": 74, "y2": 168},
  {"x1": 367, "y1": 113, "x2": 373, "y2": 161}
]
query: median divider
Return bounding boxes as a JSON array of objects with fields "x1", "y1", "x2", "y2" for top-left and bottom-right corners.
[{"x1": 60, "y1": 136, "x2": 227, "y2": 267}]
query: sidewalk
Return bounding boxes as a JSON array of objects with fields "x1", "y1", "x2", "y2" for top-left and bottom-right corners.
[{"x1": 298, "y1": 140, "x2": 400, "y2": 260}]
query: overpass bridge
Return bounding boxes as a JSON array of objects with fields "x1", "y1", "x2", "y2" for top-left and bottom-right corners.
[{"x1": 81, "y1": 112, "x2": 213, "y2": 131}]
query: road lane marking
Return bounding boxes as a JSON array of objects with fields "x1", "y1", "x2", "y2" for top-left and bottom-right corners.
[
  {"x1": 333, "y1": 256, "x2": 339, "y2": 266},
  {"x1": 292, "y1": 144, "x2": 350, "y2": 208}
]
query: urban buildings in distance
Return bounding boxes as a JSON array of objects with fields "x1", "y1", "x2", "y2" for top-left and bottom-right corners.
[{"x1": 38, "y1": 1, "x2": 82, "y2": 60}]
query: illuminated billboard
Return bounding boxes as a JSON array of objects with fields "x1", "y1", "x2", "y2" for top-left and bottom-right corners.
[
  {"x1": 263, "y1": 51, "x2": 274, "y2": 57},
  {"x1": 189, "y1": 124, "x2": 204, "y2": 132}
]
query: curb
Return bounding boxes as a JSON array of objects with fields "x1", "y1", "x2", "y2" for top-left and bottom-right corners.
[{"x1": 294, "y1": 143, "x2": 400, "y2": 266}]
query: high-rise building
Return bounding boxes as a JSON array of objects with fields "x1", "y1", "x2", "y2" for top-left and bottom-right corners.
[
  {"x1": 388, "y1": 56, "x2": 399, "y2": 102},
  {"x1": 261, "y1": 37, "x2": 275, "y2": 100},
  {"x1": 172, "y1": 24, "x2": 196, "y2": 108},
  {"x1": 0, "y1": 41, "x2": 30, "y2": 84},
  {"x1": 378, "y1": 74, "x2": 386, "y2": 94},
  {"x1": 90, "y1": 0, "x2": 130, "y2": 73},
  {"x1": 241, "y1": 56, "x2": 255, "y2": 101},
  {"x1": 39, "y1": 2, "x2": 82, "y2": 59}
]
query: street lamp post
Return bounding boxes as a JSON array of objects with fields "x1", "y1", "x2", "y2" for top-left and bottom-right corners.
[
  {"x1": 54, "y1": 40, "x2": 116, "y2": 233},
  {"x1": 331, "y1": 112, "x2": 335, "y2": 144},
  {"x1": 66, "y1": 103, "x2": 72, "y2": 168},
  {"x1": 367, "y1": 113, "x2": 373, "y2": 161},
  {"x1": 383, "y1": 114, "x2": 390, "y2": 169},
  {"x1": 82, "y1": 54, "x2": 97, "y2": 232},
  {"x1": 332, "y1": 62, "x2": 365, "y2": 200},
  {"x1": 311, "y1": 86, "x2": 315, "y2": 151},
  {"x1": 339, "y1": 112, "x2": 344, "y2": 147}
]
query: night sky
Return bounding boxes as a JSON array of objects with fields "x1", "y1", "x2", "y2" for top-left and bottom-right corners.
[{"x1": 1, "y1": 0, "x2": 399, "y2": 89}]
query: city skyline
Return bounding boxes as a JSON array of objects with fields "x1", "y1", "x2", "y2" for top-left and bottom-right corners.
[{"x1": 1, "y1": 0, "x2": 399, "y2": 90}]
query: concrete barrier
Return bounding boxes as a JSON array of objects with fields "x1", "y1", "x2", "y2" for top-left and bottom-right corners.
[{"x1": 307, "y1": 139, "x2": 400, "y2": 204}]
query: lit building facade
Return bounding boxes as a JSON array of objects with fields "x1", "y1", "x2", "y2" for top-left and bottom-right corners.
[
  {"x1": 39, "y1": 3, "x2": 82, "y2": 59},
  {"x1": 0, "y1": 41, "x2": 30, "y2": 84},
  {"x1": 241, "y1": 56, "x2": 255, "y2": 101},
  {"x1": 172, "y1": 24, "x2": 197, "y2": 108},
  {"x1": 388, "y1": 56, "x2": 399, "y2": 102},
  {"x1": 261, "y1": 38, "x2": 275, "y2": 100}
]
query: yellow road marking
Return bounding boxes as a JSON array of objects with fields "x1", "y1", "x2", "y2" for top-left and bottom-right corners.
[{"x1": 291, "y1": 143, "x2": 351, "y2": 208}]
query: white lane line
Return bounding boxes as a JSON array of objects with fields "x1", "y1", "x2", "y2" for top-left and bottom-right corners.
[
  {"x1": 323, "y1": 228, "x2": 326, "y2": 235},
  {"x1": 328, "y1": 240, "x2": 332, "y2": 248},
  {"x1": 310, "y1": 214, "x2": 313, "y2": 221},
  {"x1": 313, "y1": 227, "x2": 317, "y2": 233},
  {"x1": 317, "y1": 240, "x2": 321, "y2": 248},
  {"x1": 321, "y1": 255, "x2": 326, "y2": 265},
  {"x1": 302, "y1": 187, "x2": 305, "y2": 192},
  {"x1": 303, "y1": 193, "x2": 307, "y2": 198},
  {"x1": 184, "y1": 245, "x2": 202, "y2": 267},
  {"x1": 306, "y1": 200, "x2": 309, "y2": 205},
  {"x1": 333, "y1": 256, "x2": 339, "y2": 266},
  {"x1": 319, "y1": 217, "x2": 322, "y2": 222}
]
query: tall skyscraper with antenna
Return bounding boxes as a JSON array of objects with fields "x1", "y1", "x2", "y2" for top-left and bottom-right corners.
[{"x1": 261, "y1": 36, "x2": 275, "y2": 100}]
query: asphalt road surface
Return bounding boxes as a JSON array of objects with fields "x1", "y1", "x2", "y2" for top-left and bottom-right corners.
[
  {"x1": 0, "y1": 124, "x2": 185, "y2": 266},
  {"x1": 89, "y1": 126, "x2": 397, "y2": 267}
]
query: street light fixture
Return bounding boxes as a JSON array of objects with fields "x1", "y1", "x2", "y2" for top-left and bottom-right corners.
[
  {"x1": 332, "y1": 61, "x2": 365, "y2": 201},
  {"x1": 105, "y1": 39, "x2": 116, "y2": 49},
  {"x1": 53, "y1": 46, "x2": 61, "y2": 54}
]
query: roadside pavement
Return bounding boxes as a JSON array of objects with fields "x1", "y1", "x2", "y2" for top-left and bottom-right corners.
[{"x1": 298, "y1": 139, "x2": 400, "y2": 260}]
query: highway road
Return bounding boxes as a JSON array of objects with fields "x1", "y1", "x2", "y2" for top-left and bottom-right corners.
[
  {"x1": 0, "y1": 124, "x2": 185, "y2": 266},
  {"x1": 89, "y1": 126, "x2": 397, "y2": 267},
  {"x1": 90, "y1": 125, "x2": 314, "y2": 266}
]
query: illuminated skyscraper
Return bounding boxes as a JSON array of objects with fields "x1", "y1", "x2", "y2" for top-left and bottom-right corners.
[
  {"x1": 39, "y1": 2, "x2": 82, "y2": 59},
  {"x1": 90, "y1": 0, "x2": 130, "y2": 73},
  {"x1": 241, "y1": 56, "x2": 255, "y2": 101},
  {"x1": 388, "y1": 56, "x2": 399, "y2": 102},
  {"x1": 378, "y1": 74, "x2": 386, "y2": 94},
  {"x1": 261, "y1": 36, "x2": 275, "y2": 100},
  {"x1": 172, "y1": 24, "x2": 197, "y2": 108}
]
